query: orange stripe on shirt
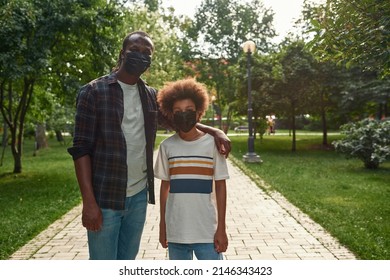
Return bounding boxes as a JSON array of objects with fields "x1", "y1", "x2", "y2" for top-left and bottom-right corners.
[{"x1": 170, "y1": 166, "x2": 213, "y2": 176}]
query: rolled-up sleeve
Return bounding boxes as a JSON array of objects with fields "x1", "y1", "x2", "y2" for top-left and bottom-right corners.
[{"x1": 68, "y1": 85, "x2": 96, "y2": 161}]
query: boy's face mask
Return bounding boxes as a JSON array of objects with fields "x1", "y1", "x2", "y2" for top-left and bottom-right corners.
[
  {"x1": 123, "y1": 51, "x2": 151, "y2": 76},
  {"x1": 173, "y1": 110, "x2": 197, "y2": 133}
]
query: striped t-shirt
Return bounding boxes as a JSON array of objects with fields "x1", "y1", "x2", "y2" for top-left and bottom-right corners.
[{"x1": 154, "y1": 133, "x2": 229, "y2": 244}]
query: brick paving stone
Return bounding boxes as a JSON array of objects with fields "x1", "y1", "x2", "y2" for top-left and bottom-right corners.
[{"x1": 9, "y1": 157, "x2": 356, "y2": 260}]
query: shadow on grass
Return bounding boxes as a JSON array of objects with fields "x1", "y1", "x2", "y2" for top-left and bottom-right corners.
[{"x1": 0, "y1": 172, "x2": 14, "y2": 179}]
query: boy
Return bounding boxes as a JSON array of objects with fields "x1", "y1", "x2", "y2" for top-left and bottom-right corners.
[{"x1": 154, "y1": 78, "x2": 229, "y2": 260}]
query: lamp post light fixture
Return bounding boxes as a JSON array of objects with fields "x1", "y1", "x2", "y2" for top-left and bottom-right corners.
[{"x1": 242, "y1": 40, "x2": 262, "y2": 163}]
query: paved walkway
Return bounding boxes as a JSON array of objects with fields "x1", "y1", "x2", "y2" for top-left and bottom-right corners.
[{"x1": 10, "y1": 159, "x2": 356, "y2": 260}]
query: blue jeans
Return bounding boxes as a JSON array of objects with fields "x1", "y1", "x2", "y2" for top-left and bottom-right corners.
[
  {"x1": 87, "y1": 188, "x2": 147, "y2": 260},
  {"x1": 168, "y1": 242, "x2": 223, "y2": 260}
]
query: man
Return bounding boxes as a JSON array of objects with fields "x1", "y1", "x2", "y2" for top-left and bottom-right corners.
[{"x1": 68, "y1": 31, "x2": 230, "y2": 260}]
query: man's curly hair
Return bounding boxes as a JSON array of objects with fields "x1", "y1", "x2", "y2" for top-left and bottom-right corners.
[{"x1": 157, "y1": 78, "x2": 210, "y2": 120}]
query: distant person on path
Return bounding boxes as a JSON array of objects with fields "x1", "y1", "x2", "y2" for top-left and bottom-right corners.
[
  {"x1": 155, "y1": 78, "x2": 229, "y2": 260},
  {"x1": 267, "y1": 116, "x2": 275, "y2": 135},
  {"x1": 68, "y1": 31, "x2": 231, "y2": 260}
]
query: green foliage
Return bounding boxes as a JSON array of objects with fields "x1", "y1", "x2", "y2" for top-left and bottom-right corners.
[
  {"x1": 333, "y1": 119, "x2": 390, "y2": 169},
  {"x1": 242, "y1": 54, "x2": 275, "y2": 118},
  {"x1": 0, "y1": 0, "x2": 124, "y2": 172},
  {"x1": 272, "y1": 40, "x2": 317, "y2": 151},
  {"x1": 190, "y1": 0, "x2": 276, "y2": 60},
  {"x1": 181, "y1": 0, "x2": 277, "y2": 131},
  {"x1": 306, "y1": 0, "x2": 390, "y2": 78},
  {"x1": 254, "y1": 118, "x2": 268, "y2": 139},
  {"x1": 336, "y1": 69, "x2": 390, "y2": 121},
  {"x1": 1, "y1": 0, "x2": 388, "y2": 174}
]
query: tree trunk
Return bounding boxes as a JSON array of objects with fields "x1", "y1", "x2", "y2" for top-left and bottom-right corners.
[
  {"x1": 34, "y1": 124, "x2": 48, "y2": 155},
  {"x1": 320, "y1": 90, "x2": 328, "y2": 145},
  {"x1": 10, "y1": 125, "x2": 22, "y2": 173},
  {"x1": 13, "y1": 152, "x2": 22, "y2": 173},
  {"x1": 55, "y1": 130, "x2": 64, "y2": 143},
  {"x1": 224, "y1": 108, "x2": 233, "y2": 135},
  {"x1": 291, "y1": 116, "x2": 296, "y2": 152},
  {"x1": 291, "y1": 106, "x2": 296, "y2": 152},
  {"x1": 0, "y1": 78, "x2": 35, "y2": 173},
  {"x1": 1, "y1": 121, "x2": 8, "y2": 166}
]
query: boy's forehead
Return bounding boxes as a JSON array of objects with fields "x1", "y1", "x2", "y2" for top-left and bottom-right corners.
[{"x1": 173, "y1": 98, "x2": 195, "y2": 108}]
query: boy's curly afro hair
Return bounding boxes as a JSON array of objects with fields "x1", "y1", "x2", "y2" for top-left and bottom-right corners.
[{"x1": 157, "y1": 78, "x2": 210, "y2": 119}]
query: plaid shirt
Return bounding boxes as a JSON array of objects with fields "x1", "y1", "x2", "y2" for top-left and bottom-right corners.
[{"x1": 68, "y1": 72, "x2": 161, "y2": 209}]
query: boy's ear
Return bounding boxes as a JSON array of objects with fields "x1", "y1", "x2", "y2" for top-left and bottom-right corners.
[
  {"x1": 197, "y1": 111, "x2": 202, "y2": 122},
  {"x1": 168, "y1": 112, "x2": 175, "y2": 121}
]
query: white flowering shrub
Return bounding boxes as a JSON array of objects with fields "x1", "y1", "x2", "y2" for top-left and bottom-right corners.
[{"x1": 333, "y1": 119, "x2": 390, "y2": 169}]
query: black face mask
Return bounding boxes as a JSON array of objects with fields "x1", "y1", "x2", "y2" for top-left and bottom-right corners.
[
  {"x1": 123, "y1": 51, "x2": 151, "y2": 76},
  {"x1": 173, "y1": 111, "x2": 197, "y2": 133}
]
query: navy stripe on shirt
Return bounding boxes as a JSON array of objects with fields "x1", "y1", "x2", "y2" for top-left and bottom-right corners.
[{"x1": 170, "y1": 178, "x2": 212, "y2": 194}]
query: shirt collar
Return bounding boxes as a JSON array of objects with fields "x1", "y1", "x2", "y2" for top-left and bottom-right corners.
[{"x1": 108, "y1": 72, "x2": 146, "y2": 87}]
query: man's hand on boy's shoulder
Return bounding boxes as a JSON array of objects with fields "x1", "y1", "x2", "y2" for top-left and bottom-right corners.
[{"x1": 214, "y1": 130, "x2": 231, "y2": 158}]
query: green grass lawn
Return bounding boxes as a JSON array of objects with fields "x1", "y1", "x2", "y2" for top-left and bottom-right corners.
[
  {"x1": 0, "y1": 133, "x2": 389, "y2": 259},
  {"x1": 229, "y1": 134, "x2": 390, "y2": 260},
  {"x1": 0, "y1": 137, "x2": 80, "y2": 260}
]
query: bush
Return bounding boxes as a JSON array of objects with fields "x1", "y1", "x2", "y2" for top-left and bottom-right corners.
[
  {"x1": 254, "y1": 119, "x2": 268, "y2": 139},
  {"x1": 333, "y1": 119, "x2": 390, "y2": 169}
]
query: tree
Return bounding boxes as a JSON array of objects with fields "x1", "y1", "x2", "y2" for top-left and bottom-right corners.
[
  {"x1": 0, "y1": 0, "x2": 124, "y2": 173},
  {"x1": 233, "y1": 53, "x2": 276, "y2": 137},
  {"x1": 190, "y1": 0, "x2": 275, "y2": 59},
  {"x1": 306, "y1": 0, "x2": 390, "y2": 78},
  {"x1": 308, "y1": 60, "x2": 344, "y2": 145},
  {"x1": 184, "y1": 0, "x2": 276, "y2": 130},
  {"x1": 273, "y1": 41, "x2": 316, "y2": 151},
  {"x1": 250, "y1": 54, "x2": 277, "y2": 133},
  {"x1": 336, "y1": 68, "x2": 390, "y2": 121},
  {"x1": 300, "y1": 0, "x2": 389, "y2": 125},
  {"x1": 126, "y1": 0, "x2": 160, "y2": 12}
]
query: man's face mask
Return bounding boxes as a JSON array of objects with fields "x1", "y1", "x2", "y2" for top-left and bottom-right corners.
[
  {"x1": 173, "y1": 110, "x2": 197, "y2": 133},
  {"x1": 123, "y1": 51, "x2": 151, "y2": 76}
]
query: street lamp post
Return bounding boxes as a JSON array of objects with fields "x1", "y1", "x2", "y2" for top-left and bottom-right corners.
[{"x1": 242, "y1": 40, "x2": 262, "y2": 163}]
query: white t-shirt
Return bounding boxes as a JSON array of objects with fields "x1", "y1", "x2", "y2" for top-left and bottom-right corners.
[
  {"x1": 154, "y1": 133, "x2": 229, "y2": 244},
  {"x1": 118, "y1": 81, "x2": 147, "y2": 197}
]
